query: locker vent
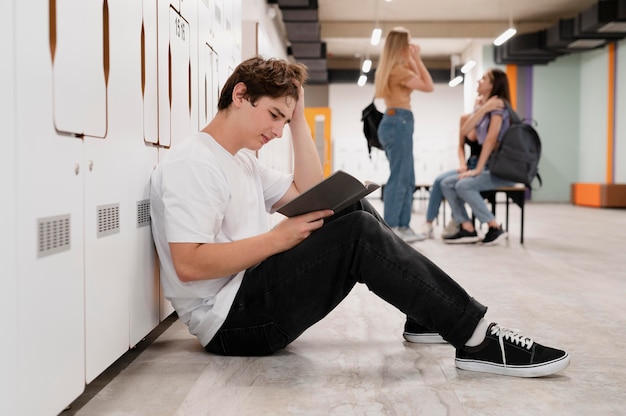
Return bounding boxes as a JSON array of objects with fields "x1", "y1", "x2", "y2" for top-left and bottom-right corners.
[
  {"x1": 136, "y1": 199, "x2": 151, "y2": 227},
  {"x1": 37, "y1": 214, "x2": 71, "y2": 258},
  {"x1": 97, "y1": 203, "x2": 120, "y2": 237}
]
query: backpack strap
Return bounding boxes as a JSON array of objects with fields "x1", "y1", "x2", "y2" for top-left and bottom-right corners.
[{"x1": 503, "y1": 100, "x2": 521, "y2": 124}]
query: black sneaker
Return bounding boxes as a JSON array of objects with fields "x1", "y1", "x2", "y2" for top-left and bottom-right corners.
[
  {"x1": 455, "y1": 323, "x2": 570, "y2": 377},
  {"x1": 403, "y1": 318, "x2": 447, "y2": 344},
  {"x1": 443, "y1": 228, "x2": 480, "y2": 244},
  {"x1": 481, "y1": 226, "x2": 508, "y2": 245}
]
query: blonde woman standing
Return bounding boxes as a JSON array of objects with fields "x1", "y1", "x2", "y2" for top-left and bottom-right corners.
[{"x1": 375, "y1": 27, "x2": 434, "y2": 243}]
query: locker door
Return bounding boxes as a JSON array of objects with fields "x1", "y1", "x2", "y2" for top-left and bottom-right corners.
[
  {"x1": 14, "y1": 3, "x2": 86, "y2": 415},
  {"x1": 83, "y1": 0, "x2": 153, "y2": 382},
  {"x1": 168, "y1": 6, "x2": 192, "y2": 148},
  {"x1": 144, "y1": 0, "x2": 191, "y2": 148},
  {"x1": 1, "y1": 3, "x2": 17, "y2": 415},
  {"x1": 199, "y1": 43, "x2": 218, "y2": 129},
  {"x1": 198, "y1": 0, "x2": 218, "y2": 129},
  {"x1": 142, "y1": 0, "x2": 159, "y2": 144},
  {"x1": 51, "y1": 0, "x2": 108, "y2": 138}
]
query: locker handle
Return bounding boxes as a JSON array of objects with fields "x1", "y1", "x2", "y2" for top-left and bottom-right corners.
[
  {"x1": 49, "y1": 0, "x2": 56, "y2": 62},
  {"x1": 103, "y1": 0, "x2": 110, "y2": 86},
  {"x1": 141, "y1": 23, "x2": 145, "y2": 96}
]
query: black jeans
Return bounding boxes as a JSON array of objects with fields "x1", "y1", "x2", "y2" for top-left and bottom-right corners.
[{"x1": 205, "y1": 199, "x2": 487, "y2": 356}]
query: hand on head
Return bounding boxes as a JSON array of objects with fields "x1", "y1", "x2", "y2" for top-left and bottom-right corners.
[
  {"x1": 291, "y1": 84, "x2": 306, "y2": 122},
  {"x1": 484, "y1": 95, "x2": 505, "y2": 111}
]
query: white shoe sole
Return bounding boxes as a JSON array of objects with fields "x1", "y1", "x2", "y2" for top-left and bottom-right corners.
[
  {"x1": 455, "y1": 352, "x2": 570, "y2": 377},
  {"x1": 443, "y1": 236, "x2": 480, "y2": 244},
  {"x1": 403, "y1": 332, "x2": 447, "y2": 344}
]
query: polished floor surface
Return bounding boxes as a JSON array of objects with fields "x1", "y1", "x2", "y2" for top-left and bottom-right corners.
[{"x1": 65, "y1": 200, "x2": 626, "y2": 416}]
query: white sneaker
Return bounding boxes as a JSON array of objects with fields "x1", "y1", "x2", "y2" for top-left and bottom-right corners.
[
  {"x1": 419, "y1": 222, "x2": 434, "y2": 239},
  {"x1": 442, "y1": 221, "x2": 459, "y2": 238},
  {"x1": 391, "y1": 226, "x2": 426, "y2": 243}
]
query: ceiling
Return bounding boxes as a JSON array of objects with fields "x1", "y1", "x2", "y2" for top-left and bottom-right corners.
[{"x1": 269, "y1": 0, "x2": 626, "y2": 82}]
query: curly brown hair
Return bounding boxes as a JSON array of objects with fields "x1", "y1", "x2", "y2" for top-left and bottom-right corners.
[{"x1": 217, "y1": 56, "x2": 308, "y2": 110}]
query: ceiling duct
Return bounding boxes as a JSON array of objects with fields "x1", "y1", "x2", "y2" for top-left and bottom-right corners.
[
  {"x1": 545, "y1": 17, "x2": 608, "y2": 51},
  {"x1": 274, "y1": 0, "x2": 328, "y2": 84},
  {"x1": 576, "y1": 0, "x2": 626, "y2": 37},
  {"x1": 494, "y1": 31, "x2": 562, "y2": 65}
]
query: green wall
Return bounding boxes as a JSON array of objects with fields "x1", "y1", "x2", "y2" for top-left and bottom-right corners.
[
  {"x1": 579, "y1": 47, "x2": 609, "y2": 183},
  {"x1": 533, "y1": 54, "x2": 582, "y2": 202}
]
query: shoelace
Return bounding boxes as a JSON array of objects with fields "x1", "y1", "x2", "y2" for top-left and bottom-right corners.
[{"x1": 491, "y1": 324, "x2": 535, "y2": 368}]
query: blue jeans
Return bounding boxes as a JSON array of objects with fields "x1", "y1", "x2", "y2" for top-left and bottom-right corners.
[
  {"x1": 426, "y1": 170, "x2": 456, "y2": 222},
  {"x1": 440, "y1": 169, "x2": 516, "y2": 225},
  {"x1": 377, "y1": 108, "x2": 414, "y2": 228},
  {"x1": 205, "y1": 199, "x2": 487, "y2": 356},
  {"x1": 426, "y1": 156, "x2": 478, "y2": 222}
]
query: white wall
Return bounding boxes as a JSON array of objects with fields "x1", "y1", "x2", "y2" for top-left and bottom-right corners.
[{"x1": 329, "y1": 82, "x2": 464, "y2": 192}]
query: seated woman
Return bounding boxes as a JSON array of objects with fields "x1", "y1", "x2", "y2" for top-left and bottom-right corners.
[
  {"x1": 419, "y1": 96, "x2": 483, "y2": 239},
  {"x1": 440, "y1": 68, "x2": 517, "y2": 245}
]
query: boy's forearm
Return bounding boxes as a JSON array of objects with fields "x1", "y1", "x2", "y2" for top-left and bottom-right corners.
[{"x1": 290, "y1": 119, "x2": 324, "y2": 192}]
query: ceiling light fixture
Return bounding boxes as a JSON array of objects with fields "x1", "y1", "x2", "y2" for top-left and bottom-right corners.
[
  {"x1": 460, "y1": 60, "x2": 476, "y2": 74},
  {"x1": 358, "y1": 74, "x2": 368, "y2": 87},
  {"x1": 362, "y1": 58, "x2": 372, "y2": 73},
  {"x1": 370, "y1": 28, "x2": 382, "y2": 46},
  {"x1": 448, "y1": 76, "x2": 463, "y2": 87},
  {"x1": 494, "y1": 28, "x2": 517, "y2": 46},
  {"x1": 494, "y1": 1, "x2": 517, "y2": 46}
]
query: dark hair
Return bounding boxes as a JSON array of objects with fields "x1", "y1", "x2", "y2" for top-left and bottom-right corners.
[
  {"x1": 488, "y1": 68, "x2": 511, "y2": 103},
  {"x1": 217, "y1": 56, "x2": 308, "y2": 110}
]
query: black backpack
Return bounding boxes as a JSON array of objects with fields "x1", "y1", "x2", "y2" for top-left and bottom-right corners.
[
  {"x1": 489, "y1": 102, "x2": 543, "y2": 188},
  {"x1": 361, "y1": 99, "x2": 384, "y2": 156}
]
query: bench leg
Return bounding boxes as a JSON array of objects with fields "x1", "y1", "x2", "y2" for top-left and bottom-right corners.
[
  {"x1": 508, "y1": 191, "x2": 526, "y2": 245},
  {"x1": 505, "y1": 195, "x2": 510, "y2": 232}
]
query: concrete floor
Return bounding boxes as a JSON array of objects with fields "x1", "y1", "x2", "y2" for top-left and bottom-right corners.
[{"x1": 64, "y1": 200, "x2": 626, "y2": 416}]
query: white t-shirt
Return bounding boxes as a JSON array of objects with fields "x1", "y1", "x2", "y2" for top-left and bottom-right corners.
[{"x1": 150, "y1": 132, "x2": 293, "y2": 346}]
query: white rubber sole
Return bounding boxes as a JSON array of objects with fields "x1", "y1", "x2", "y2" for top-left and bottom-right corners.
[
  {"x1": 443, "y1": 236, "x2": 480, "y2": 244},
  {"x1": 455, "y1": 352, "x2": 570, "y2": 378},
  {"x1": 403, "y1": 332, "x2": 447, "y2": 344}
]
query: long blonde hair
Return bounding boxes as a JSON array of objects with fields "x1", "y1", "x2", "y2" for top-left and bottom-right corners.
[{"x1": 374, "y1": 27, "x2": 410, "y2": 99}]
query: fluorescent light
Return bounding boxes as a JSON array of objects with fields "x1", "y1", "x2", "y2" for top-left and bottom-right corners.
[
  {"x1": 448, "y1": 75, "x2": 463, "y2": 87},
  {"x1": 493, "y1": 28, "x2": 517, "y2": 46},
  {"x1": 370, "y1": 28, "x2": 382, "y2": 46},
  {"x1": 460, "y1": 60, "x2": 476, "y2": 74},
  {"x1": 362, "y1": 59, "x2": 372, "y2": 73},
  {"x1": 358, "y1": 74, "x2": 368, "y2": 87}
]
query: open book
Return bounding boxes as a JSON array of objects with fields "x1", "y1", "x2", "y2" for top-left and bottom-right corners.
[{"x1": 277, "y1": 170, "x2": 380, "y2": 217}]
